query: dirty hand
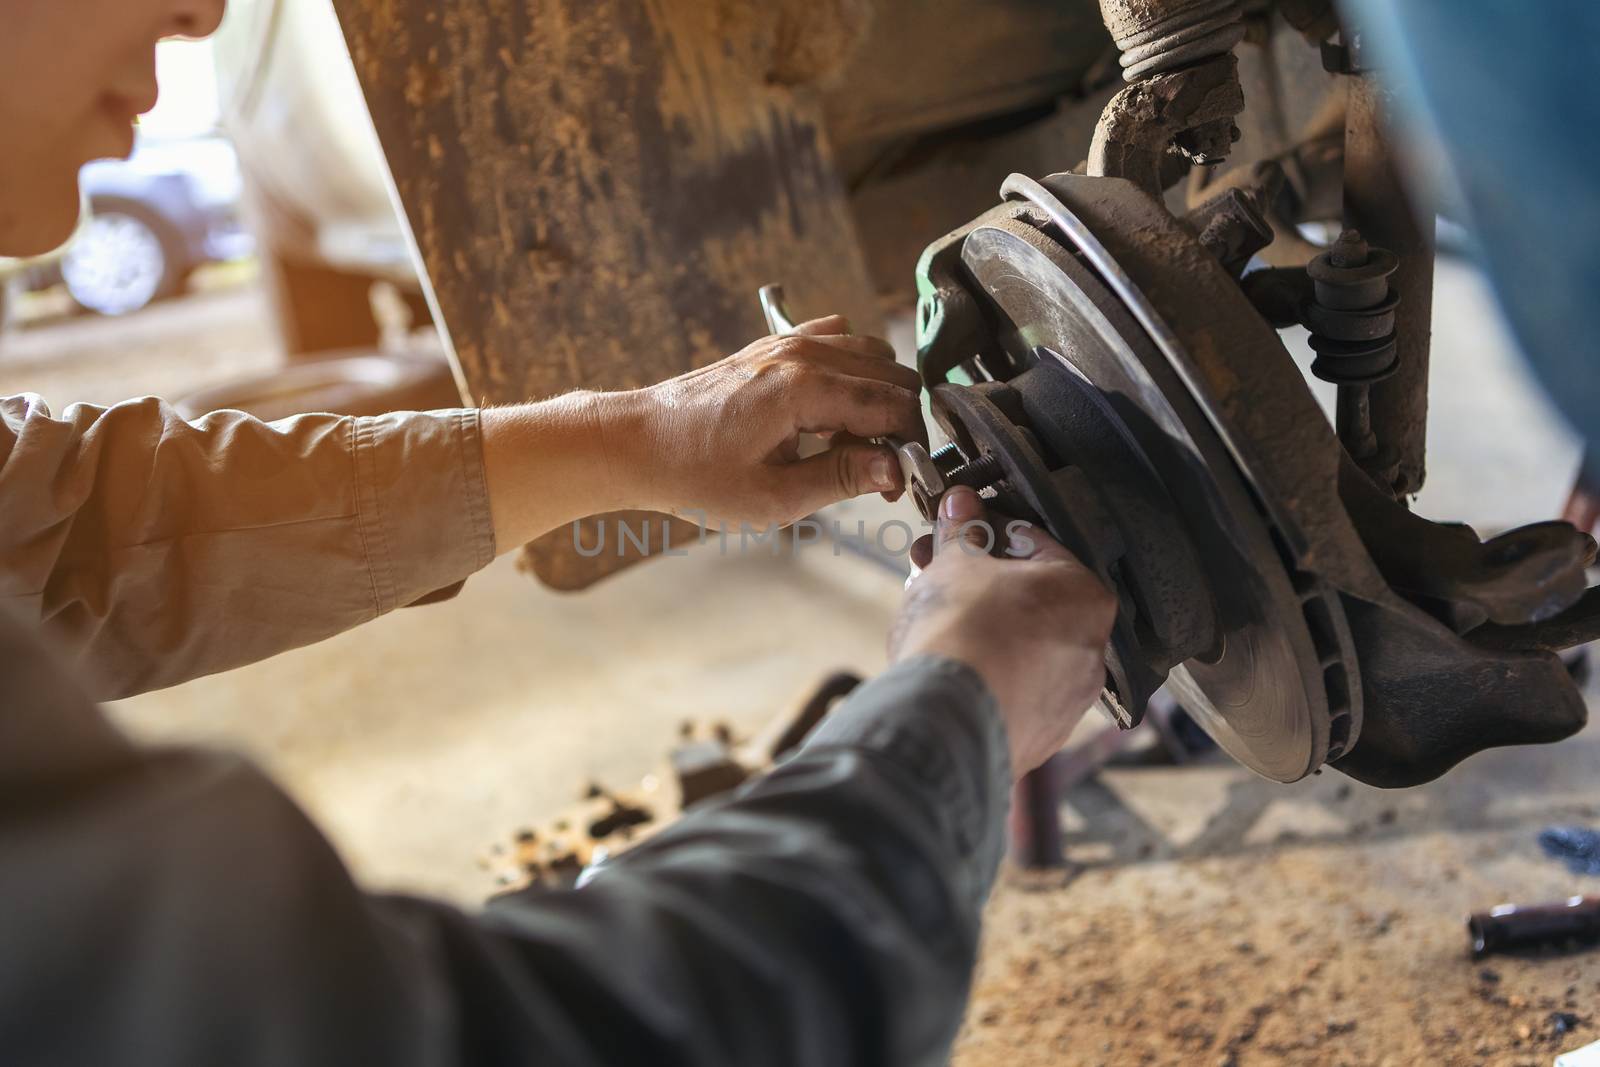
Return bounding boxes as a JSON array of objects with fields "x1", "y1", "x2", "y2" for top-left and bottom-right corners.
[
  {"x1": 477, "y1": 316, "x2": 924, "y2": 552},
  {"x1": 607, "y1": 315, "x2": 927, "y2": 527},
  {"x1": 891, "y1": 486, "x2": 1117, "y2": 778}
]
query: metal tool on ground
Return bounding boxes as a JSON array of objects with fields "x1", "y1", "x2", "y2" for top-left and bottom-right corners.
[{"x1": 1469, "y1": 896, "x2": 1600, "y2": 960}]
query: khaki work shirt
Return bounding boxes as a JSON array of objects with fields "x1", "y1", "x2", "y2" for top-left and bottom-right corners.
[{"x1": 0, "y1": 394, "x2": 495, "y2": 698}]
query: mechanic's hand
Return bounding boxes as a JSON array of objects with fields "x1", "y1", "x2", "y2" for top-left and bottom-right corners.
[
  {"x1": 609, "y1": 315, "x2": 927, "y2": 527},
  {"x1": 891, "y1": 486, "x2": 1117, "y2": 778}
]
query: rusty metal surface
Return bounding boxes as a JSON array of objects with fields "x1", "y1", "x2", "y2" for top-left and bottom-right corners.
[
  {"x1": 1332, "y1": 593, "x2": 1586, "y2": 788},
  {"x1": 1226, "y1": 6, "x2": 1342, "y2": 168},
  {"x1": 332, "y1": 0, "x2": 883, "y2": 589},
  {"x1": 1183, "y1": 184, "x2": 1274, "y2": 276},
  {"x1": 1343, "y1": 73, "x2": 1434, "y2": 496},
  {"x1": 1088, "y1": 55, "x2": 1246, "y2": 195},
  {"x1": 821, "y1": 0, "x2": 1107, "y2": 164},
  {"x1": 1470, "y1": 587, "x2": 1600, "y2": 656},
  {"x1": 1339, "y1": 456, "x2": 1595, "y2": 632},
  {"x1": 1013, "y1": 172, "x2": 1386, "y2": 598},
  {"x1": 1087, "y1": 0, "x2": 1249, "y2": 191},
  {"x1": 1097, "y1": 0, "x2": 1245, "y2": 82},
  {"x1": 849, "y1": 87, "x2": 1117, "y2": 302},
  {"x1": 961, "y1": 170, "x2": 1588, "y2": 786},
  {"x1": 1181, "y1": 12, "x2": 1344, "y2": 269}
]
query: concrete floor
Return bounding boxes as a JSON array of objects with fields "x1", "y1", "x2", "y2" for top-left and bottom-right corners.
[{"x1": 4, "y1": 255, "x2": 1595, "y2": 1063}]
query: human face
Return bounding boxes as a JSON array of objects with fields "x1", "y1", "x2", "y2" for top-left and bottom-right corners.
[{"x1": 0, "y1": 0, "x2": 226, "y2": 256}]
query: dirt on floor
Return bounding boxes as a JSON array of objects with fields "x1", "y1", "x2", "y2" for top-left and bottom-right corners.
[{"x1": 953, "y1": 727, "x2": 1600, "y2": 1067}]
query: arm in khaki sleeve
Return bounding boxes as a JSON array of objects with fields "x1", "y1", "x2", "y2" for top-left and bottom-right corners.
[
  {"x1": 0, "y1": 393, "x2": 496, "y2": 699},
  {"x1": 0, "y1": 325, "x2": 925, "y2": 700}
]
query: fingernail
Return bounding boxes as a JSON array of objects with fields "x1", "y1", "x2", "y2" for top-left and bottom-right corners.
[
  {"x1": 870, "y1": 453, "x2": 897, "y2": 491},
  {"x1": 941, "y1": 485, "x2": 979, "y2": 520}
]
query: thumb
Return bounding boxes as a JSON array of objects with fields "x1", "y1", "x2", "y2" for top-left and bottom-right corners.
[
  {"x1": 936, "y1": 486, "x2": 995, "y2": 555},
  {"x1": 779, "y1": 442, "x2": 901, "y2": 516}
]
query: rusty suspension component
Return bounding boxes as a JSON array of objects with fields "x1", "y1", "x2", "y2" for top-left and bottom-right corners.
[
  {"x1": 1305, "y1": 229, "x2": 1401, "y2": 484},
  {"x1": 1340, "y1": 57, "x2": 1436, "y2": 497},
  {"x1": 1102, "y1": 0, "x2": 1245, "y2": 82},
  {"x1": 1088, "y1": 0, "x2": 1248, "y2": 193}
]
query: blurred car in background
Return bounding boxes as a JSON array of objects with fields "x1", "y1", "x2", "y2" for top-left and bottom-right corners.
[
  {"x1": 212, "y1": 0, "x2": 433, "y2": 358},
  {"x1": 12, "y1": 132, "x2": 254, "y2": 319}
]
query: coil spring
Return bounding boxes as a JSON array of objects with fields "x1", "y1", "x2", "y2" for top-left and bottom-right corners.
[{"x1": 1109, "y1": 0, "x2": 1247, "y2": 81}]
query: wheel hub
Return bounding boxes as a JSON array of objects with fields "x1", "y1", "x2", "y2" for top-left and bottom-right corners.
[{"x1": 916, "y1": 182, "x2": 1357, "y2": 782}]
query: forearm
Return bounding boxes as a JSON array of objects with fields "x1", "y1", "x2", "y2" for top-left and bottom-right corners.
[{"x1": 478, "y1": 392, "x2": 639, "y2": 551}]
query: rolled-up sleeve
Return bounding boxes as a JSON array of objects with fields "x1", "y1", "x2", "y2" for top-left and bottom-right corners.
[{"x1": 0, "y1": 394, "x2": 496, "y2": 699}]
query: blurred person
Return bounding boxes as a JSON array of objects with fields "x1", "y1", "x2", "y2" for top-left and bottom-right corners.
[{"x1": 0, "y1": 2, "x2": 1117, "y2": 1065}]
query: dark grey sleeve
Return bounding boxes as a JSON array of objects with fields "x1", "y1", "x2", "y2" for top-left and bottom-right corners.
[{"x1": 2, "y1": 635, "x2": 1011, "y2": 1067}]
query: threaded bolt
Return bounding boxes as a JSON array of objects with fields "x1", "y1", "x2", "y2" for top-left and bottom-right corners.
[
  {"x1": 1329, "y1": 229, "x2": 1370, "y2": 268},
  {"x1": 930, "y1": 442, "x2": 964, "y2": 474},
  {"x1": 944, "y1": 453, "x2": 1004, "y2": 491}
]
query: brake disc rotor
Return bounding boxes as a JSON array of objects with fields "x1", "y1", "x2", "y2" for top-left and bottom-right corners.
[{"x1": 946, "y1": 205, "x2": 1356, "y2": 782}]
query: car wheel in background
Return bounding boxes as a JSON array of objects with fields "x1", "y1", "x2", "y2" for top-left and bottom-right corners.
[{"x1": 61, "y1": 204, "x2": 181, "y2": 316}]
